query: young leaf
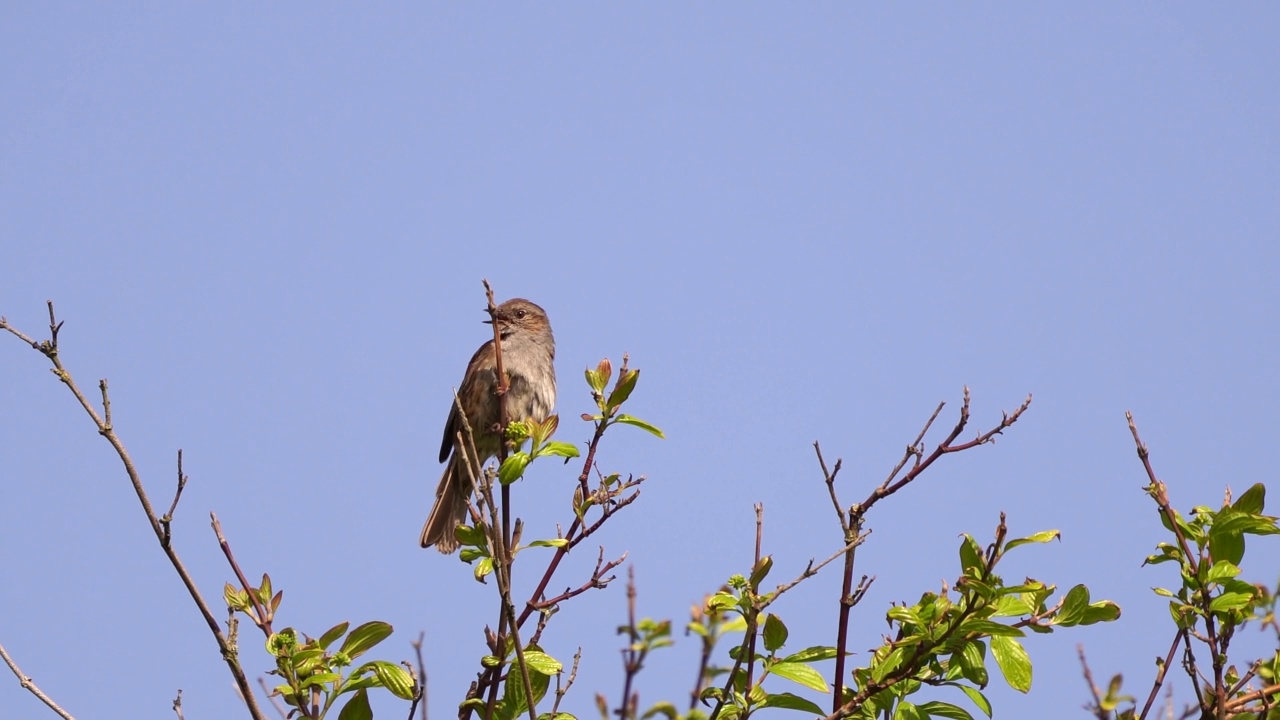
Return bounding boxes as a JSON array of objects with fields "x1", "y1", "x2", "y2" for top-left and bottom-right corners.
[
  {"x1": 1208, "y1": 523, "x2": 1246, "y2": 566},
  {"x1": 957, "y1": 685, "x2": 993, "y2": 717},
  {"x1": 340, "y1": 621, "x2": 394, "y2": 660},
  {"x1": 1079, "y1": 601, "x2": 1122, "y2": 625},
  {"x1": 535, "y1": 441, "x2": 581, "y2": 459},
  {"x1": 1204, "y1": 560, "x2": 1242, "y2": 585},
  {"x1": 768, "y1": 661, "x2": 830, "y2": 693},
  {"x1": 1233, "y1": 483, "x2": 1266, "y2": 514},
  {"x1": 606, "y1": 369, "x2": 640, "y2": 410},
  {"x1": 370, "y1": 660, "x2": 415, "y2": 699},
  {"x1": 337, "y1": 688, "x2": 372, "y2": 720},
  {"x1": 1209, "y1": 591, "x2": 1255, "y2": 613},
  {"x1": 894, "y1": 702, "x2": 928, "y2": 720},
  {"x1": 521, "y1": 650, "x2": 564, "y2": 676},
  {"x1": 499, "y1": 452, "x2": 532, "y2": 485},
  {"x1": 956, "y1": 642, "x2": 989, "y2": 687},
  {"x1": 762, "y1": 614, "x2": 789, "y2": 653},
  {"x1": 318, "y1": 622, "x2": 350, "y2": 650},
  {"x1": 758, "y1": 692, "x2": 825, "y2": 714},
  {"x1": 959, "y1": 535, "x2": 984, "y2": 575},
  {"x1": 614, "y1": 414, "x2": 665, "y2": 439},
  {"x1": 990, "y1": 636, "x2": 1032, "y2": 693},
  {"x1": 525, "y1": 538, "x2": 569, "y2": 549},
  {"x1": 587, "y1": 358, "x2": 612, "y2": 394},
  {"x1": 780, "y1": 646, "x2": 838, "y2": 663},
  {"x1": 918, "y1": 700, "x2": 976, "y2": 720},
  {"x1": 474, "y1": 557, "x2": 494, "y2": 582},
  {"x1": 1052, "y1": 585, "x2": 1090, "y2": 627},
  {"x1": 750, "y1": 555, "x2": 774, "y2": 587},
  {"x1": 1003, "y1": 530, "x2": 1061, "y2": 552}
]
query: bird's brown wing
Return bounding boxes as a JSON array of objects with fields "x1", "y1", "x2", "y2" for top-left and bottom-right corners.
[{"x1": 439, "y1": 338, "x2": 495, "y2": 463}]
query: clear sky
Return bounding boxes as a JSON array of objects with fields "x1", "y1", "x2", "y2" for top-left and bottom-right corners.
[{"x1": 3, "y1": 4, "x2": 1278, "y2": 719}]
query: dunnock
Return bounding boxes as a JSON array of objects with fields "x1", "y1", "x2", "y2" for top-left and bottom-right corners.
[{"x1": 420, "y1": 298, "x2": 556, "y2": 552}]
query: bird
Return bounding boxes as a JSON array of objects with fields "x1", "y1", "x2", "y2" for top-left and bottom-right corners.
[{"x1": 420, "y1": 298, "x2": 556, "y2": 552}]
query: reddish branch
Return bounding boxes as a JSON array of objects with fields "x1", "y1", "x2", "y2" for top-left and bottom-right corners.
[{"x1": 819, "y1": 389, "x2": 1032, "y2": 716}]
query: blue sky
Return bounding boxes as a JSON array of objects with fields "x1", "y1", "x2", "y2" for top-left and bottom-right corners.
[{"x1": 2, "y1": 4, "x2": 1278, "y2": 719}]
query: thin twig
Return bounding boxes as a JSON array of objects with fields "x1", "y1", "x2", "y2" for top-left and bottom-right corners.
[
  {"x1": 0, "y1": 305, "x2": 266, "y2": 720},
  {"x1": 1139, "y1": 630, "x2": 1186, "y2": 720},
  {"x1": 410, "y1": 631, "x2": 428, "y2": 720},
  {"x1": 618, "y1": 567, "x2": 641, "y2": 720},
  {"x1": 853, "y1": 391, "x2": 1032, "y2": 527},
  {"x1": 212, "y1": 513, "x2": 274, "y2": 635},
  {"x1": 744, "y1": 505, "x2": 763, "y2": 695},
  {"x1": 1077, "y1": 645, "x2": 1109, "y2": 720},
  {"x1": 530, "y1": 547, "x2": 625, "y2": 613},
  {"x1": 160, "y1": 449, "x2": 189, "y2": 547},
  {"x1": 551, "y1": 648, "x2": 581, "y2": 715},
  {"x1": 0, "y1": 640, "x2": 75, "y2": 719},
  {"x1": 257, "y1": 677, "x2": 289, "y2": 720},
  {"x1": 814, "y1": 443, "x2": 847, "y2": 533}
]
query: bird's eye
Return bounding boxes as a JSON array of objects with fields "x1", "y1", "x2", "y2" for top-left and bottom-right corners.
[{"x1": 517, "y1": 310, "x2": 527, "y2": 318}]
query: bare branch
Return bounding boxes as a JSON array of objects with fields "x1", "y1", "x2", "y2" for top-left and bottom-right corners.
[
  {"x1": 1, "y1": 306, "x2": 266, "y2": 720},
  {"x1": 0, "y1": 641, "x2": 75, "y2": 720}
]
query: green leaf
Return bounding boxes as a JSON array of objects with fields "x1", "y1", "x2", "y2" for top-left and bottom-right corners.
[
  {"x1": 957, "y1": 685, "x2": 993, "y2": 718},
  {"x1": 959, "y1": 535, "x2": 984, "y2": 575},
  {"x1": 1214, "y1": 513, "x2": 1280, "y2": 537},
  {"x1": 498, "y1": 453, "x2": 532, "y2": 485},
  {"x1": 894, "y1": 701, "x2": 927, "y2": 720},
  {"x1": 455, "y1": 523, "x2": 487, "y2": 548},
  {"x1": 535, "y1": 441, "x2": 580, "y2": 459},
  {"x1": 520, "y1": 651, "x2": 563, "y2": 676},
  {"x1": 642, "y1": 702, "x2": 677, "y2": 720},
  {"x1": 614, "y1": 414, "x2": 665, "y2": 439},
  {"x1": 340, "y1": 621, "x2": 394, "y2": 661},
  {"x1": 1079, "y1": 601, "x2": 1122, "y2": 625},
  {"x1": 956, "y1": 642, "x2": 988, "y2": 687},
  {"x1": 1053, "y1": 585, "x2": 1090, "y2": 627},
  {"x1": 224, "y1": 582, "x2": 249, "y2": 612},
  {"x1": 870, "y1": 647, "x2": 908, "y2": 684},
  {"x1": 918, "y1": 700, "x2": 976, "y2": 720},
  {"x1": 1003, "y1": 530, "x2": 1061, "y2": 552},
  {"x1": 586, "y1": 359, "x2": 612, "y2": 394},
  {"x1": 502, "y1": 660, "x2": 551, "y2": 718},
  {"x1": 606, "y1": 369, "x2": 640, "y2": 410},
  {"x1": 707, "y1": 593, "x2": 738, "y2": 612},
  {"x1": 750, "y1": 555, "x2": 774, "y2": 588},
  {"x1": 768, "y1": 661, "x2": 830, "y2": 693},
  {"x1": 1208, "y1": 523, "x2": 1246, "y2": 566},
  {"x1": 780, "y1": 646, "x2": 838, "y2": 663},
  {"x1": 474, "y1": 557, "x2": 494, "y2": 582},
  {"x1": 1233, "y1": 483, "x2": 1266, "y2": 514},
  {"x1": 337, "y1": 689, "x2": 372, "y2": 720},
  {"x1": 298, "y1": 672, "x2": 341, "y2": 690},
  {"x1": 955, "y1": 620, "x2": 1024, "y2": 637},
  {"x1": 370, "y1": 660, "x2": 415, "y2": 700},
  {"x1": 991, "y1": 594, "x2": 1035, "y2": 618},
  {"x1": 1209, "y1": 591, "x2": 1255, "y2": 613},
  {"x1": 524, "y1": 538, "x2": 569, "y2": 549},
  {"x1": 318, "y1": 622, "x2": 350, "y2": 650},
  {"x1": 1204, "y1": 560, "x2": 1241, "y2": 585},
  {"x1": 762, "y1": 614, "x2": 789, "y2": 653},
  {"x1": 888, "y1": 606, "x2": 924, "y2": 627},
  {"x1": 758, "y1": 692, "x2": 825, "y2": 714},
  {"x1": 990, "y1": 636, "x2": 1032, "y2": 693}
]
